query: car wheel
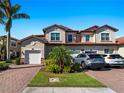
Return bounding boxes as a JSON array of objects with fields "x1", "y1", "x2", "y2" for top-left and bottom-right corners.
[{"x1": 81, "y1": 62, "x2": 86, "y2": 69}]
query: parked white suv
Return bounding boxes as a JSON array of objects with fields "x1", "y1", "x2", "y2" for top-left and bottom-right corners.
[{"x1": 103, "y1": 54, "x2": 124, "y2": 67}]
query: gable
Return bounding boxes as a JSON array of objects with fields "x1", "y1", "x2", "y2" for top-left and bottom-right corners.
[
  {"x1": 43, "y1": 24, "x2": 78, "y2": 34},
  {"x1": 21, "y1": 35, "x2": 47, "y2": 44},
  {"x1": 21, "y1": 37, "x2": 45, "y2": 47},
  {"x1": 96, "y1": 25, "x2": 118, "y2": 32},
  {"x1": 44, "y1": 26, "x2": 66, "y2": 34},
  {"x1": 96, "y1": 26, "x2": 116, "y2": 34}
]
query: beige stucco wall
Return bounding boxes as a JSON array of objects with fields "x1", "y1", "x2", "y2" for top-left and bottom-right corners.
[
  {"x1": 0, "y1": 38, "x2": 20, "y2": 54},
  {"x1": 96, "y1": 27, "x2": 115, "y2": 43},
  {"x1": 118, "y1": 45, "x2": 124, "y2": 57},
  {"x1": 45, "y1": 27, "x2": 66, "y2": 43},
  {"x1": 45, "y1": 44, "x2": 118, "y2": 58},
  {"x1": 21, "y1": 38, "x2": 45, "y2": 59},
  {"x1": 66, "y1": 32, "x2": 77, "y2": 42},
  {"x1": 80, "y1": 33, "x2": 95, "y2": 42}
]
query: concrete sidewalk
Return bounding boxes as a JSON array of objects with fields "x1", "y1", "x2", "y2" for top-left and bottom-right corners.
[{"x1": 22, "y1": 87, "x2": 116, "y2": 93}]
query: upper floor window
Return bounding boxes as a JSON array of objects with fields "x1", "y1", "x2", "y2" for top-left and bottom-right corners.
[
  {"x1": 85, "y1": 35, "x2": 90, "y2": 42},
  {"x1": 51, "y1": 33, "x2": 60, "y2": 41},
  {"x1": 11, "y1": 41, "x2": 17, "y2": 47},
  {"x1": 101, "y1": 33, "x2": 110, "y2": 41},
  {"x1": 67, "y1": 34, "x2": 73, "y2": 42}
]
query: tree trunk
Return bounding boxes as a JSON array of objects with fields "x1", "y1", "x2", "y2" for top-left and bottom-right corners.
[{"x1": 6, "y1": 31, "x2": 10, "y2": 60}]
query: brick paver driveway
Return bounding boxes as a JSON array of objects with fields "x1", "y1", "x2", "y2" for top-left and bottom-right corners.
[
  {"x1": 86, "y1": 68, "x2": 124, "y2": 93},
  {"x1": 0, "y1": 66, "x2": 41, "y2": 93}
]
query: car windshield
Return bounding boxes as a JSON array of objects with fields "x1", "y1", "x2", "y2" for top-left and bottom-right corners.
[
  {"x1": 77, "y1": 54, "x2": 86, "y2": 58},
  {"x1": 88, "y1": 54, "x2": 103, "y2": 59},
  {"x1": 110, "y1": 54, "x2": 123, "y2": 59}
]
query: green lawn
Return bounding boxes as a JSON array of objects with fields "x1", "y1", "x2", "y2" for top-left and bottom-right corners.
[{"x1": 29, "y1": 71, "x2": 105, "y2": 87}]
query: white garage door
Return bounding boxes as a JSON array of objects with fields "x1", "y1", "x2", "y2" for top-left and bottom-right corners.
[
  {"x1": 29, "y1": 53, "x2": 41, "y2": 64},
  {"x1": 25, "y1": 50, "x2": 41, "y2": 64}
]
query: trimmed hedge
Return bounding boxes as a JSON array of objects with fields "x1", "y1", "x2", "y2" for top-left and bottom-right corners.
[{"x1": 0, "y1": 62, "x2": 9, "y2": 70}]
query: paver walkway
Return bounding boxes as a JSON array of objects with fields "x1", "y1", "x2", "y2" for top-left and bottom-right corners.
[
  {"x1": 86, "y1": 68, "x2": 124, "y2": 93},
  {"x1": 0, "y1": 66, "x2": 41, "y2": 93}
]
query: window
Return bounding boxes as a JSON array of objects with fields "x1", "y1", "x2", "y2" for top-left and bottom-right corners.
[
  {"x1": 101, "y1": 33, "x2": 110, "y2": 41},
  {"x1": 88, "y1": 54, "x2": 102, "y2": 59},
  {"x1": 11, "y1": 41, "x2": 17, "y2": 47},
  {"x1": 85, "y1": 35, "x2": 90, "y2": 42},
  {"x1": 104, "y1": 49, "x2": 113, "y2": 54},
  {"x1": 67, "y1": 34, "x2": 73, "y2": 42},
  {"x1": 77, "y1": 54, "x2": 86, "y2": 58},
  {"x1": 51, "y1": 33, "x2": 60, "y2": 41}
]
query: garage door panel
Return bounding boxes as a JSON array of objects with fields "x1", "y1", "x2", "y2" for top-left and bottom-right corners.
[
  {"x1": 25, "y1": 50, "x2": 41, "y2": 64},
  {"x1": 29, "y1": 53, "x2": 41, "y2": 64}
]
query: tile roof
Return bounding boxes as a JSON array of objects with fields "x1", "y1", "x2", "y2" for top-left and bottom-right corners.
[
  {"x1": 43, "y1": 24, "x2": 118, "y2": 33},
  {"x1": 20, "y1": 35, "x2": 47, "y2": 43},
  {"x1": 43, "y1": 24, "x2": 78, "y2": 33},
  {"x1": 116, "y1": 36, "x2": 124, "y2": 44},
  {"x1": 80, "y1": 25, "x2": 99, "y2": 32},
  {"x1": 80, "y1": 25, "x2": 118, "y2": 33},
  {"x1": 97, "y1": 24, "x2": 118, "y2": 31},
  {"x1": 0, "y1": 35, "x2": 19, "y2": 41},
  {"x1": 46, "y1": 42, "x2": 118, "y2": 45}
]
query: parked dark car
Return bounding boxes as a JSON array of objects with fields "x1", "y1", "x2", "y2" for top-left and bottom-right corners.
[{"x1": 88, "y1": 54, "x2": 106, "y2": 69}]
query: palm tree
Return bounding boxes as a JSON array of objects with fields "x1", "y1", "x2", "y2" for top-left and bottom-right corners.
[{"x1": 0, "y1": 0, "x2": 30, "y2": 60}]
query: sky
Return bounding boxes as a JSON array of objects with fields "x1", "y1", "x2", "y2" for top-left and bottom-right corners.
[{"x1": 0, "y1": 0, "x2": 124, "y2": 39}]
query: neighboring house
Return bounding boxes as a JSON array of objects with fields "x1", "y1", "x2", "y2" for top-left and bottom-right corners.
[
  {"x1": 0, "y1": 35, "x2": 20, "y2": 59},
  {"x1": 20, "y1": 24, "x2": 120, "y2": 64},
  {"x1": 116, "y1": 36, "x2": 124, "y2": 57}
]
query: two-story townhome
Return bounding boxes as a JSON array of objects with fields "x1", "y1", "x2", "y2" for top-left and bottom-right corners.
[
  {"x1": 20, "y1": 24, "x2": 120, "y2": 64},
  {"x1": 0, "y1": 35, "x2": 20, "y2": 59}
]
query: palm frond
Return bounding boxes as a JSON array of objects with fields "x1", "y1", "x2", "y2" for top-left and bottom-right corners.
[
  {"x1": 1, "y1": 0, "x2": 11, "y2": 17},
  {"x1": 12, "y1": 13, "x2": 30, "y2": 19},
  {"x1": 0, "y1": 18, "x2": 5, "y2": 25},
  {"x1": 11, "y1": 4, "x2": 21, "y2": 14},
  {"x1": 0, "y1": 9, "x2": 5, "y2": 18}
]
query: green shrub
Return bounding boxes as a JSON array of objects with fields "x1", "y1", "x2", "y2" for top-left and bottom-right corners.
[
  {"x1": 71, "y1": 63, "x2": 82, "y2": 72},
  {"x1": 46, "y1": 64, "x2": 61, "y2": 73},
  {"x1": 44, "y1": 59, "x2": 55, "y2": 66},
  {"x1": 15, "y1": 58, "x2": 20, "y2": 65},
  {"x1": 6, "y1": 60, "x2": 12, "y2": 63},
  {"x1": 44, "y1": 59, "x2": 60, "y2": 73},
  {"x1": 0, "y1": 62, "x2": 9, "y2": 70},
  {"x1": 64, "y1": 66, "x2": 71, "y2": 73}
]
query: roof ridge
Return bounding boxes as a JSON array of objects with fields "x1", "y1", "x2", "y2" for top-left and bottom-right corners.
[
  {"x1": 80, "y1": 25, "x2": 99, "y2": 32},
  {"x1": 43, "y1": 24, "x2": 78, "y2": 32}
]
